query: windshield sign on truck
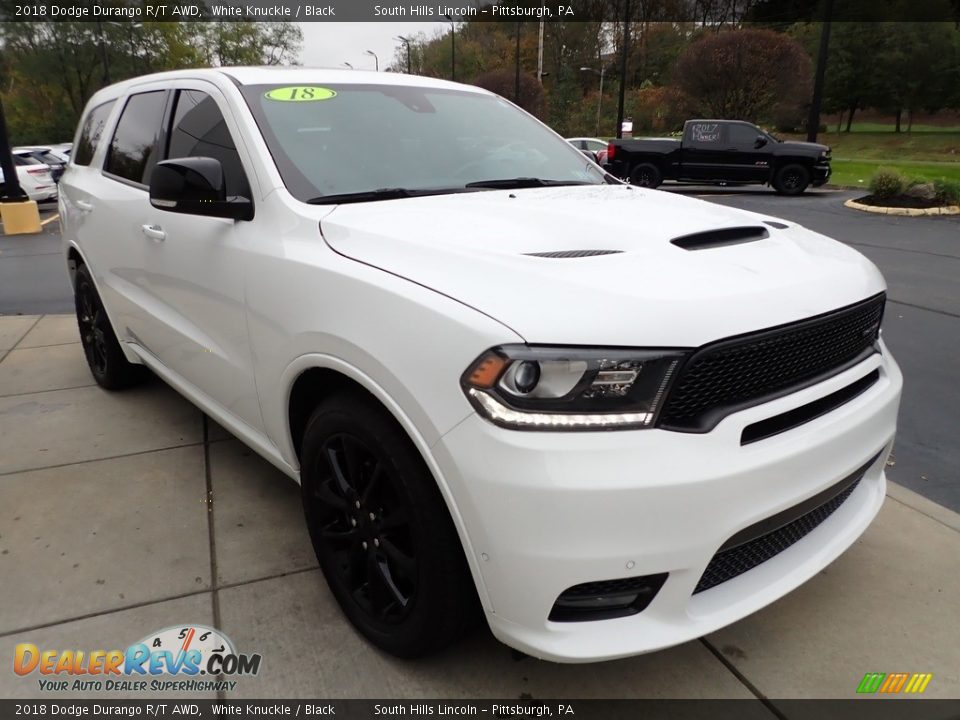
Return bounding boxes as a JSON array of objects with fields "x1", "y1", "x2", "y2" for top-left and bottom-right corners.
[{"x1": 690, "y1": 123, "x2": 722, "y2": 143}]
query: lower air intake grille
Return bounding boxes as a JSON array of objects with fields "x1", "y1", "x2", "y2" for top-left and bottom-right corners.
[{"x1": 693, "y1": 455, "x2": 878, "y2": 594}]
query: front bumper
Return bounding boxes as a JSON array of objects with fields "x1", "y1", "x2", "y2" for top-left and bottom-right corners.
[
  {"x1": 432, "y1": 346, "x2": 901, "y2": 662},
  {"x1": 812, "y1": 162, "x2": 832, "y2": 186}
]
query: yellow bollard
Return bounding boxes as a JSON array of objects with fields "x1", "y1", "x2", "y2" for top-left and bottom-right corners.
[{"x1": 0, "y1": 199, "x2": 42, "y2": 234}]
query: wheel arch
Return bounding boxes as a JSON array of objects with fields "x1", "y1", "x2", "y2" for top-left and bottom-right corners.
[
  {"x1": 772, "y1": 155, "x2": 814, "y2": 173},
  {"x1": 628, "y1": 153, "x2": 664, "y2": 175},
  {"x1": 282, "y1": 355, "x2": 493, "y2": 610},
  {"x1": 64, "y1": 242, "x2": 142, "y2": 365},
  {"x1": 66, "y1": 243, "x2": 85, "y2": 290}
]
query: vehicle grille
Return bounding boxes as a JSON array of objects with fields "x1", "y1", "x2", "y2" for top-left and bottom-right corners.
[
  {"x1": 658, "y1": 293, "x2": 885, "y2": 431},
  {"x1": 693, "y1": 456, "x2": 876, "y2": 594}
]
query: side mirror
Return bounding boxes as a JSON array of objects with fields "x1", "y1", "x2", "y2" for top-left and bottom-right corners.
[
  {"x1": 149, "y1": 157, "x2": 253, "y2": 221},
  {"x1": 754, "y1": 136, "x2": 768, "y2": 149}
]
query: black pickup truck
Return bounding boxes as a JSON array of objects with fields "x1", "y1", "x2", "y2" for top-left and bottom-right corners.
[{"x1": 605, "y1": 119, "x2": 831, "y2": 195}]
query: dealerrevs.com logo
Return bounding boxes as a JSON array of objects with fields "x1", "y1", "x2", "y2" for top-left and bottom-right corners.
[{"x1": 13, "y1": 624, "x2": 261, "y2": 693}]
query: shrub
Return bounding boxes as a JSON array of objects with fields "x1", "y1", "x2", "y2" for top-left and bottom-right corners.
[
  {"x1": 869, "y1": 167, "x2": 906, "y2": 199},
  {"x1": 933, "y1": 178, "x2": 960, "y2": 205}
]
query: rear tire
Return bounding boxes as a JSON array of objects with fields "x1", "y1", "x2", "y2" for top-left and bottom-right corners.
[
  {"x1": 74, "y1": 263, "x2": 148, "y2": 390},
  {"x1": 300, "y1": 392, "x2": 480, "y2": 658},
  {"x1": 630, "y1": 163, "x2": 662, "y2": 188},
  {"x1": 773, "y1": 164, "x2": 810, "y2": 195}
]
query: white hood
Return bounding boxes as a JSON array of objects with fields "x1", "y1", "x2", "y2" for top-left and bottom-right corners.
[{"x1": 321, "y1": 185, "x2": 885, "y2": 347}]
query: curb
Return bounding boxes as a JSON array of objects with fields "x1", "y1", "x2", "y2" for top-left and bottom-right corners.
[
  {"x1": 887, "y1": 481, "x2": 960, "y2": 534},
  {"x1": 844, "y1": 198, "x2": 960, "y2": 216}
]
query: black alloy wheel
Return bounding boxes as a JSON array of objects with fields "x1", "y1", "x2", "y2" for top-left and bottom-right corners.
[
  {"x1": 774, "y1": 164, "x2": 810, "y2": 195},
  {"x1": 77, "y1": 276, "x2": 109, "y2": 377},
  {"x1": 73, "y1": 263, "x2": 148, "y2": 390},
  {"x1": 300, "y1": 393, "x2": 479, "y2": 657},
  {"x1": 307, "y1": 432, "x2": 418, "y2": 624},
  {"x1": 630, "y1": 162, "x2": 663, "y2": 189}
]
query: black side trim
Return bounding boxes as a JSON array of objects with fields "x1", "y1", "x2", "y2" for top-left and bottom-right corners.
[
  {"x1": 720, "y1": 451, "x2": 881, "y2": 554},
  {"x1": 740, "y1": 369, "x2": 881, "y2": 445},
  {"x1": 671, "y1": 226, "x2": 769, "y2": 250}
]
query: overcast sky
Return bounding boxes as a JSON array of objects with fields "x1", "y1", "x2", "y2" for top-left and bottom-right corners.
[{"x1": 297, "y1": 22, "x2": 450, "y2": 72}]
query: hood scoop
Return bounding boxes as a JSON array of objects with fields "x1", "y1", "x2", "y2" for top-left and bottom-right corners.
[
  {"x1": 525, "y1": 249, "x2": 623, "y2": 259},
  {"x1": 671, "y1": 226, "x2": 769, "y2": 251}
]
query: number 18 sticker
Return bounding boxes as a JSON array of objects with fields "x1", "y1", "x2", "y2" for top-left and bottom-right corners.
[{"x1": 265, "y1": 86, "x2": 337, "y2": 102}]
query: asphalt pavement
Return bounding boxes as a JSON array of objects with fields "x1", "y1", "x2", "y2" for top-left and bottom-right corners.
[{"x1": 1, "y1": 188, "x2": 957, "y2": 511}]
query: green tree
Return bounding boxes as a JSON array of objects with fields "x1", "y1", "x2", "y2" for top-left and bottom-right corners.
[
  {"x1": 0, "y1": 19, "x2": 301, "y2": 143},
  {"x1": 871, "y1": 22, "x2": 957, "y2": 131}
]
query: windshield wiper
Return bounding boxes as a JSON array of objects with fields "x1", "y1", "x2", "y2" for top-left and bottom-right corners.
[
  {"x1": 464, "y1": 177, "x2": 594, "y2": 190},
  {"x1": 306, "y1": 187, "x2": 470, "y2": 205}
]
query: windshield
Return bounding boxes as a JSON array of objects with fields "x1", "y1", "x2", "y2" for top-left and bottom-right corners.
[{"x1": 240, "y1": 83, "x2": 606, "y2": 202}]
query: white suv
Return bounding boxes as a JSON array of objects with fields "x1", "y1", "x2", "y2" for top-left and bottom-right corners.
[{"x1": 60, "y1": 68, "x2": 902, "y2": 662}]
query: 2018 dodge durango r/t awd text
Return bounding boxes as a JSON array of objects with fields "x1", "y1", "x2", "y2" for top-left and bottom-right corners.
[{"x1": 60, "y1": 69, "x2": 902, "y2": 662}]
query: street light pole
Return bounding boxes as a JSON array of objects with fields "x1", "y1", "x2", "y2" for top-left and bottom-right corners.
[
  {"x1": 616, "y1": 0, "x2": 631, "y2": 139},
  {"x1": 0, "y1": 98, "x2": 26, "y2": 201},
  {"x1": 444, "y1": 14, "x2": 456, "y2": 81},
  {"x1": 394, "y1": 35, "x2": 412, "y2": 74},
  {"x1": 364, "y1": 50, "x2": 379, "y2": 72},
  {"x1": 515, "y1": 22, "x2": 522, "y2": 103},
  {"x1": 581, "y1": 67, "x2": 605, "y2": 137},
  {"x1": 341, "y1": 62, "x2": 354, "y2": 69},
  {"x1": 96, "y1": 20, "x2": 110, "y2": 85},
  {"x1": 806, "y1": 0, "x2": 835, "y2": 142}
]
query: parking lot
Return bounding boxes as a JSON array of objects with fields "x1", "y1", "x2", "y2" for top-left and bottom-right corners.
[{"x1": 1, "y1": 188, "x2": 958, "y2": 705}]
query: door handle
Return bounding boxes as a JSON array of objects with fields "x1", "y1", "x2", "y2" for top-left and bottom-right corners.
[
  {"x1": 76, "y1": 199, "x2": 93, "y2": 212},
  {"x1": 141, "y1": 224, "x2": 166, "y2": 242}
]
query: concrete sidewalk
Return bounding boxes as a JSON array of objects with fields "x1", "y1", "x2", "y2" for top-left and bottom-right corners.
[{"x1": 1, "y1": 315, "x2": 958, "y2": 704}]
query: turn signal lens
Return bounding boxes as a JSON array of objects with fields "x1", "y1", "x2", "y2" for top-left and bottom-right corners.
[{"x1": 467, "y1": 352, "x2": 507, "y2": 388}]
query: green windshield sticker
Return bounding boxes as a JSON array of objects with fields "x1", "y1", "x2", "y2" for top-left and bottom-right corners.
[{"x1": 264, "y1": 86, "x2": 336, "y2": 102}]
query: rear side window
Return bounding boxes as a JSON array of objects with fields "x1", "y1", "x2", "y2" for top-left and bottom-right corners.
[
  {"x1": 105, "y1": 91, "x2": 167, "y2": 185},
  {"x1": 167, "y1": 90, "x2": 250, "y2": 197},
  {"x1": 73, "y1": 101, "x2": 116, "y2": 167}
]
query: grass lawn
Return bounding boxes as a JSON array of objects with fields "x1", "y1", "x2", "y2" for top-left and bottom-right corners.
[
  {"x1": 830, "y1": 159, "x2": 960, "y2": 189},
  {"x1": 784, "y1": 130, "x2": 960, "y2": 164},
  {"x1": 781, "y1": 126, "x2": 960, "y2": 188},
  {"x1": 831, "y1": 121, "x2": 960, "y2": 133}
]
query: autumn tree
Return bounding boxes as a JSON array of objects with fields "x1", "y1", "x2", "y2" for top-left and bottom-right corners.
[{"x1": 672, "y1": 27, "x2": 812, "y2": 122}]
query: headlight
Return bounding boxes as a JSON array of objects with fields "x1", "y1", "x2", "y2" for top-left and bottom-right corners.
[{"x1": 460, "y1": 345, "x2": 687, "y2": 431}]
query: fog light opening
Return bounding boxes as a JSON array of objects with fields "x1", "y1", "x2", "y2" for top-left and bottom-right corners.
[{"x1": 548, "y1": 573, "x2": 668, "y2": 622}]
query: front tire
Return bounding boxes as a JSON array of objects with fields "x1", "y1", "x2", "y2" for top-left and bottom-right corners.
[
  {"x1": 773, "y1": 164, "x2": 810, "y2": 195},
  {"x1": 630, "y1": 162, "x2": 662, "y2": 188},
  {"x1": 300, "y1": 392, "x2": 479, "y2": 657},
  {"x1": 74, "y1": 263, "x2": 148, "y2": 390}
]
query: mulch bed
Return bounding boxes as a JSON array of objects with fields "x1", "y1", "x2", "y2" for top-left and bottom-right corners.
[{"x1": 855, "y1": 194, "x2": 945, "y2": 209}]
